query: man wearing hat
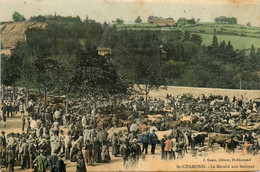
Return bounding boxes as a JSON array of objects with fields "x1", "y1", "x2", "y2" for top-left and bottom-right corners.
[
  {"x1": 19, "y1": 138, "x2": 30, "y2": 169},
  {"x1": 7, "y1": 133, "x2": 16, "y2": 152},
  {"x1": 64, "y1": 131, "x2": 72, "y2": 160},
  {"x1": 50, "y1": 132, "x2": 60, "y2": 156},
  {"x1": 6, "y1": 101, "x2": 12, "y2": 118},
  {"x1": 112, "y1": 133, "x2": 120, "y2": 157},
  {"x1": 140, "y1": 129, "x2": 149, "y2": 155},
  {"x1": 164, "y1": 136, "x2": 173, "y2": 160},
  {"x1": 49, "y1": 149, "x2": 59, "y2": 172},
  {"x1": 130, "y1": 138, "x2": 141, "y2": 165},
  {"x1": 149, "y1": 129, "x2": 158, "y2": 154},
  {"x1": 120, "y1": 140, "x2": 130, "y2": 167},
  {"x1": 33, "y1": 149, "x2": 48, "y2": 172},
  {"x1": 160, "y1": 134, "x2": 167, "y2": 159},
  {"x1": 84, "y1": 139, "x2": 94, "y2": 166},
  {"x1": 1, "y1": 131, "x2": 7, "y2": 167},
  {"x1": 55, "y1": 152, "x2": 66, "y2": 172},
  {"x1": 7, "y1": 145, "x2": 15, "y2": 172},
  {"x1": 59, "y1": 130, "x2": 65, "y2": 154},
  {"x1": 28, "y1": 139, "x2": 37, "y2": 169}
]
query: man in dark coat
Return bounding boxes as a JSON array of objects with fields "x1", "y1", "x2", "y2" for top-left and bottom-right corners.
[
  {"x1": 28, "y1": 140, "x2": 37, "y2": 169},
  {"x1": 49, "y1": 149, "x2": 59, "y2": 172},
  {"x1": 149, "y1": 129, "x2": 158, "y2": 154},
  {"x1": 76, "y1": 144, "x2": 86, "y2": 172},
  {"x1": 112, "y1": 133, "x2": 120, "y2": 157},
  {"x1": 7, "y1": 145, "x2": 15, "y2": 172},
  {"x1": 120, "y1": 140, "x2": 130, "y2": 167},
  {"x1": 1, "y1": 131, "x2": 7, "y2": 167},
  {"x1": 22, "y1": 116, "x2": 26, "y2": 132},
  {"x1": 56, "y1": 155, "x2": 66, "y2": 172},
  {"x1": 19, "y1": 139, "x2": 29, "y2": 169},
  {"x1": 2, "y1": 103, "x2": 7, "y2": 117},
  {"x1": 102, "y1": 139, "x2": 110, "y2": 163},
  {"x1": 93, "y1": 139, "x2": 102, "y2": 163},
  {"x1": 140, "y1": 130, "x2": 149, "y2": 155},
  {"x1": 6, "y1": 102, "x2": 12, "y2": 118},
  {"x1": 84, "y1": 140, "x2": 94, "y2": 166},
  {"x1": 130, "y1": 139, "x2": 141, "y2": 165},
  {"x1": 160, "y1": 134, "x2": 167, "y2": 159}
]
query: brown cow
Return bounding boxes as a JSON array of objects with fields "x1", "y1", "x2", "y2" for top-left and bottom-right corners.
[
  {"x1": 208, "y1": 133, "x2": 232, "y2": 152},
  {"x1": 165, "y1": 120, "x2": 182, "y2": 129}
]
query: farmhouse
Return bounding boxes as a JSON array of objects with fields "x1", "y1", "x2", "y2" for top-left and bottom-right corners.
[{"x1": 148, "y1": 18, "x2": 174, "y2": 27}]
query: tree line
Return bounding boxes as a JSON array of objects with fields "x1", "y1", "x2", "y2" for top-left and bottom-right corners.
[{"x1": 2, "y1": 15, "x2": 259, "y2": 102}]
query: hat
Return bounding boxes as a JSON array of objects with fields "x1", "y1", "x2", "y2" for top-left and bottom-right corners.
[
  {"x1": 132, "y1": 138, "x2": 138, "y2": 142},
  {"x1": 1, "y1": 131, "x2": 5, "y2": 134}
]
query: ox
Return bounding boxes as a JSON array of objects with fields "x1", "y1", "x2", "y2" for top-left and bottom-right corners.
[{"x1": 208, "y1": 133, "x2": 232, "y2": 152}]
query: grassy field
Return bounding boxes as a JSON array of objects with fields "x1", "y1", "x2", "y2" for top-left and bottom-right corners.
[
  {"x1": 199, "y1": 33, "x2": 260, "y2": 50},
  {"x1": 116, "y1": 22, "x2": 260, "y2": 50}
]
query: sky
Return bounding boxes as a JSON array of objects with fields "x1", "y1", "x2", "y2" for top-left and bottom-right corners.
[{"x1": 0, "y1": 0, "x2": 260, "y2": 26}]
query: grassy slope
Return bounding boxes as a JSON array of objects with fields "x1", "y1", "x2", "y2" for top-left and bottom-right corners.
[{"x1": 116, "y1": 22, "x2": 260, "y2": 50}]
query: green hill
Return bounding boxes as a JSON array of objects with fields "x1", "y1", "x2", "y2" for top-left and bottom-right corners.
[{"x1": 115, "y1": 22, "x2": 260, "y2": 50}]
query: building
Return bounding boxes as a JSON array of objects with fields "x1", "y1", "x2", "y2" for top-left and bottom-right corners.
[
  {"x1": 98, "y1": 47, "x2": 112, "y2": 56},
  {"x1": 148, "y1": 18, "x2": 174, "y2": 27}
]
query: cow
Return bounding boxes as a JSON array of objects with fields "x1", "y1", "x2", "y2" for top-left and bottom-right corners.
[
  {"x1": 224, "y1": 136, "x2": 239, "y2": 154},
  {"x1": 191, "y1": 132, "x2": 208, "y2": 148},
  {"x1": 208, "y1": 133, "x2": 232, "y2": 152},
  {"x1": 181, "y1": 115, "x2": 199, "y2": 124},
  {"x1": 165, "y1": 120, "x2": 182, "y2": 129}
]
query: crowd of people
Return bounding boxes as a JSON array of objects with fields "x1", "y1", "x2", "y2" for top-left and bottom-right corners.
[{"x1": 0, "y1": 88, "x2": 260, "y2": 172}]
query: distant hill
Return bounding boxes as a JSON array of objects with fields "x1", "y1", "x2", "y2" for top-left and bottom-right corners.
[{"x1": 1, "y1": 21, "x2": 47, "y2": 55}]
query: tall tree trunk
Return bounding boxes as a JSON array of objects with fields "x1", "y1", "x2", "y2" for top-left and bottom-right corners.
[
  {"x1": 65, "y1": 91, "x2": 69, "y2": 115},
  {"x1": 2, "y1": 86, "x2": 5, "y2": 101},
  {"x1": 145, "y1": 84, "x2": 148, "y2": 114},
  {"x1": 44, "y1": 87, "x2": 47, "y2": 105},
  {"x1": 26, "y1": 87, "x2": 29, "y2": 108},
  {"x1": 12, "y1": 86, "x2": 16, "y2": 102}
]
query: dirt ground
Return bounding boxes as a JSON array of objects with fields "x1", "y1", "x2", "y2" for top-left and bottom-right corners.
[{"x1": 149, "y1": 86, "x2": 260, "y2": 100}]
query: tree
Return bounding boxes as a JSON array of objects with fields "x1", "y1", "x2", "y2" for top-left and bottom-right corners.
[
  {"x1": 34, "y1": 56, "x2": 58, "y2": 104},
  {"x1": 12, "y1": 12, "x2": 26, "y2": 21},
  {"x1": 190, "y1": 34, "x2": 202, "y2": 46},
  {"x1": 147, "y1": 16, "x2": 160, "y2": 22},
  {"x1": 183, "y1": 31, "x2": 190, "y2": 42},
  {"x1": 135, "y1": 16, "x2": 142, "y2": 23},
  {"x1": 1, "y1": 55, "x2": 22, "y2": 86},
  {"x1": 115, "y1": 18, "x2": 124, "y2": 24},
  {"x1": 72, "y1": 42, "x2": 128, "y2": 101},
  {"x1": 214, "y1": 16, "x2": 237, "y2": 24},
  {"x1": 212, "y1": 36, "x2": 218, "y2": 49},
  {"x1": 188, "y1": 18, "x2": 196, "y2": 25}
]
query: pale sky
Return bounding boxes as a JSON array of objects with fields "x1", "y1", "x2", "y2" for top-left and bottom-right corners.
[{"x1": 0, "y1": 0, "x2": 260, "y2": 26}]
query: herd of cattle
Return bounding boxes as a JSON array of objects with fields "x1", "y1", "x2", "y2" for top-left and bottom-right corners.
[
  {"x1": 66, "y1": 93, "x2": 260, "y2": 155},
  {"x1": 3, "y1": 86, "x2": 260, "y2": 156}
]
